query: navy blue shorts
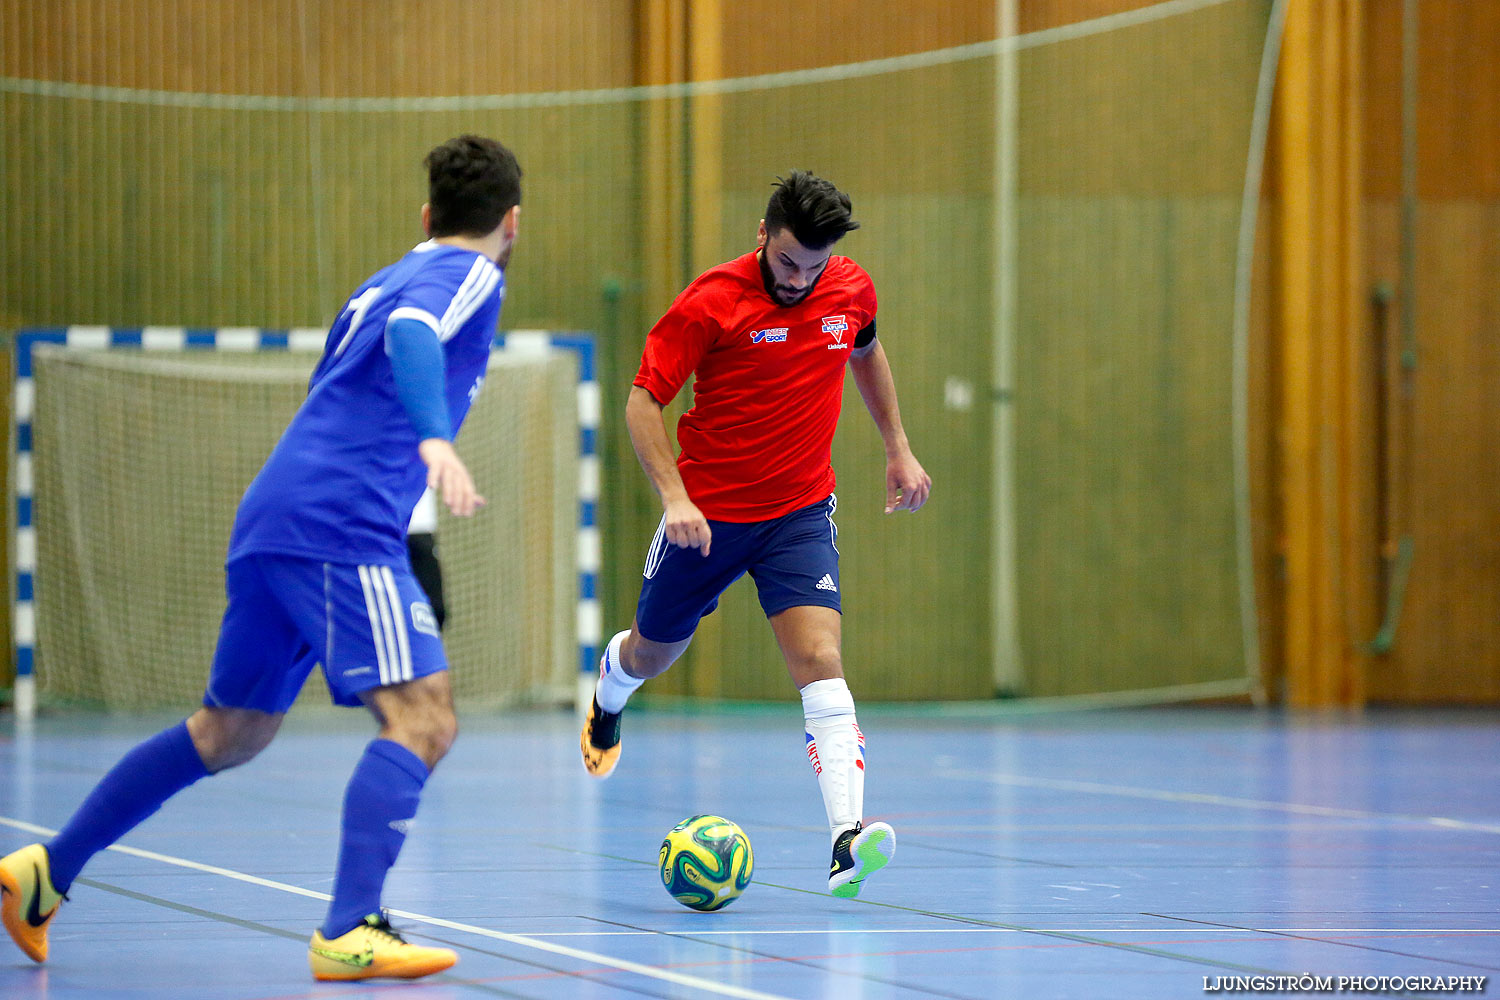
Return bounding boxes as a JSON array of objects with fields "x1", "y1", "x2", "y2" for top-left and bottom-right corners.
[
  {"x1": 204, "y1": 553, "x2": 446, "y2": 712},
  {"x1": 635, "y1": 494, "x2": 841, "y2": 643}
]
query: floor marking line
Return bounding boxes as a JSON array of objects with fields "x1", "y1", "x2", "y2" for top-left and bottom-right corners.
[
  {"x1": 1144, "y1": 913, "x2": 1500, "y2": 975},
  {"x1": 938, "y1": 770, "x2": 1500, "y2": 833},
  {"x1": 1, "y1": 815, "x2": 794, "y2": 1000},
  {"x1": 78, "y1": 879, "x2": 538, "y2": 999},
  {"x1": 516, "y1": 927, "x2": 1500, "y2": 937},
  {"x1": 750, "y1": 880, "x2": 1295, "y2": 979},
  {"x1": 584, "y1": 916, "x2": 976, "y2": 1000}
]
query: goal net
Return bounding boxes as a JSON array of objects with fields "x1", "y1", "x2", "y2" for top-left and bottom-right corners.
[{"x1": 28, "y1": 344, "x2": 577, "y2": 711}]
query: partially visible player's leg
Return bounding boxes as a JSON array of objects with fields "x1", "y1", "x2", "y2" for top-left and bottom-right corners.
[
  {"x1": 769, "y1": 605, "x2": 862, "y2": 838},
  {"x1": 1, "y1": 713, "x2": 223, "y2": 963},
  {"x1": 770, "y1": 605, "x2": 895, "y2": 898},
  {"x1": 756, "y1": 495, "x2": 895, "y2": 898},
  {"x1": 597, "y1": 624, "x2": 688, "y2": 703},
  {"x1": 2, "y1": 558, "x2": 301, "y2": 964},
  {"x1": 309, "y1": 560, "x2": 457, "y2": 981},
  {"x1": 582, "y1": 515, "x2": 750, "y2": 778},
  {"x1": 581, "y1": 625, "x2": 690, "y2": 777}
]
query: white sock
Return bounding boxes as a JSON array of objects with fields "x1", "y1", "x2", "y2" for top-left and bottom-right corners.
[
  {"x1": 801, "y1": 677, "x2": 864, "y2": 845},
  {"x1": 593, "y1": 630, "x2": 643, "y2": 713}
]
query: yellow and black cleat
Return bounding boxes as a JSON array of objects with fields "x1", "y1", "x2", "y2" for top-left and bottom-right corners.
[
  {"x1": 580, "y1": 696, "x2": 623, "y2": 778},
  {"x1": 308, "y1": 912, "x2": 456, "y2": 981},
  {"x1": 0, "y1": 843, "x2": 66, "y2": 963}
]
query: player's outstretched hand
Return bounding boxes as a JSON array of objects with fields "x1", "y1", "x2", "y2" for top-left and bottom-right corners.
[
  {"x1": 663, "y1": 496, "x2": 712, "y2": 556},
  {"x1": 885, "y1": 452, "x2": 932, "y2": 514},
  {"x1": 419, "y1": 438, "x2": 487, "y2": 517}
]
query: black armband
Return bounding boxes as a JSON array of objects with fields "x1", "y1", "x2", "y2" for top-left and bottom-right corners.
[{"x1": 853, "y1": 321, "x2": 876, "y2": 349}]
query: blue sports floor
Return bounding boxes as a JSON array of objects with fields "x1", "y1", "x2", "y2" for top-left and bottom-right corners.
[{"x1": 2, "y1": 703, "x2": 1497, "y2": 999}]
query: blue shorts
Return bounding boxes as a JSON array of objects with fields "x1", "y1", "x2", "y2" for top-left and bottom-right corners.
[
  {"x1": 635, "y1": 494, "x2": 841, "y2": 643},
  {"x1": 204, "y1": 553, "x2": 446, "y2": 712}
]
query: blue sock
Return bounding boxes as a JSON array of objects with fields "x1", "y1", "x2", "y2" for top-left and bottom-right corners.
[
  {"x1": 321, "y1": 739, "x2": 428, "y2": 939},
  {"x1": 46, "y1": 720, "x2": 210, "y2": 893}
]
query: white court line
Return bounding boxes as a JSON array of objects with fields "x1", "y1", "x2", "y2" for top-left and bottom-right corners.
[
  {"x1": 936, "y1": 770, "x2": 1500, "y2": 834},
  {"x1": 497, "y1": 927, "x2": 1500, "y2": 937},
  {"x1": 4, "y1": 818, "x2": 1494, "y2": 951},
  {"x1": 0, "y1": 816, "x2": 793, "y2": 1000}
]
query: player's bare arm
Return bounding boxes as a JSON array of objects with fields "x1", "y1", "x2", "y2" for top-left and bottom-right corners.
[
  {"x1": 625, "y1": 385, "x2": 712, "y2": 555},
  {"x1": 849, "y1": 339, "x2": 931, "y2": 513},
  {"x1": 419, "y1": 437, "x2": 485, "y2": 518}
]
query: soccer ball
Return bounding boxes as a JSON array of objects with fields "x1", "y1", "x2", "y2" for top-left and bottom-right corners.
[{"x1": 658, "y1": 814, "x2": 754, "y2": 911}]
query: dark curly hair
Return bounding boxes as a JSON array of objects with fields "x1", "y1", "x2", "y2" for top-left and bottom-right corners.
[
  {"x1": 423, "y1": 135, "x2": 522, "y2": 238},
  {"x1": 764, "y1": 170, "x2": 859, "y2": 250}
]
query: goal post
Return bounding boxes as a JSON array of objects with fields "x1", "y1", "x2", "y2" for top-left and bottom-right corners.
[{"x1": 11, "y1": 327, "x2": 598, "y2": 719}]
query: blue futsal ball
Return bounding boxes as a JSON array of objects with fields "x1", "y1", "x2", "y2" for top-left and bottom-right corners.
[{"x1": 658, "y1": 814, "x2": 754, "y2": 911}]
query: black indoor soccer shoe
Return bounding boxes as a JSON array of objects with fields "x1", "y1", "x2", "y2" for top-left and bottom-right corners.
[
  {"x1": 580, "y1": 696, "x2": 623, "y2": 778},
  {"x1": 829, "y1": 821, "x2": 896, "y2": 898}
]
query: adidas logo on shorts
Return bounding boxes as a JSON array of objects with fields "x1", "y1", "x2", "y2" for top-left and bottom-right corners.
[{"x1": 815, "y1": 574, "x2": 837, "y2": 592}]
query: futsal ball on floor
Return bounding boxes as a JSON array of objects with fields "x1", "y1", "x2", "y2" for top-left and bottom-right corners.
[{"x1": 658, "y1": 814, "x2": 754, "y2": 911}]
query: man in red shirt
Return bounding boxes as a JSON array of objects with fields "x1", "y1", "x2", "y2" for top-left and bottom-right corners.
[{"x1": 581, "y1": 171, "x2": 931, "y2": 898}]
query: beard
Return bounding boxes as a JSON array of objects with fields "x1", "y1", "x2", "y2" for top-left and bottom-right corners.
[{"x1": 758, "y1": 249, "x2": 814, "y2": 306}]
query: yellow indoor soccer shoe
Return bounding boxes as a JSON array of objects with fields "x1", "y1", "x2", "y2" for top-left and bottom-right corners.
[
  {"x1": 308, "y1": 912, "x2": 457, "y2": 981},
  {"x1": 0, "y1": 843, "x2": 66, "y2": 963},
  {"x1": 580, "y1": 696, "x2": 623, "y2": 778}
]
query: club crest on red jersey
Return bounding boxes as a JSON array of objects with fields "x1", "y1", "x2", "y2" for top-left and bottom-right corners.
[{"x1": 822, "y1": 315, "x2": 851, "y2": 350}]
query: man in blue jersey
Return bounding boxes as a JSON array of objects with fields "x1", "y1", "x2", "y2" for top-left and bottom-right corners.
[{"x1": 0, "y1": 135, "x2": 521, "y2": 982}]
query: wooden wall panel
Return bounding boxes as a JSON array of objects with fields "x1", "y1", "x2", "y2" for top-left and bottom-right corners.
[
  {"x1": 1363, "y1": 201, "x2": 1500, "y2": 703},
  {"x1": 1412, "y1": 0, "x2": 1500, "y2": 199},
  {"x1": 1358, "y1": 0, "x2": 1500, "y2": 702},
  {"x1": 1020, "y1": 0, "x2": 1165, "y2": 32},
  {"x1": 1363, "y1": 0, "x2": 1500, "y2": 201},
  {"x1": 3, "y1": 0, "x2": 635, "y2": 94},
  {"x1": 717, "y1": 2, "x2": 993, "y2": 76},
  {"x1": 713, "y1": 0, "x2": 1192, "y2": 80}
]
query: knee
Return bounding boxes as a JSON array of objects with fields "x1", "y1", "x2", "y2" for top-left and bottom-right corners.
[
  {"x1": 428, "y1": 711, "x2": 459, "y2": 762},
  {"x1": 188, "y1": 708, "x2": 279, "y2": 773},
  {"x1": 620, "y1": 640, "x2": 673, "y2": 680},
  {"x1": 795, "y1": 643, "x2": 843, "y2": 683},
  {"x1": 392, "y1": 708, "x2": 458, "y2": 770}
]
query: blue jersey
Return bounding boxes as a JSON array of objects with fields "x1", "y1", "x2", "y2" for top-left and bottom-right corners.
[{"x1": 229, "y1": 241, "x2": 504, "y2": 565}]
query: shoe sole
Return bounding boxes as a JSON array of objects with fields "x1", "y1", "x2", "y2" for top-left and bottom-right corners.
[
  {"x1": 311, "y1": 954, "x2": 456, "y2": 981},
  {"x1": 831, "y1": 823, "x2": 896, "y2": 899},
  {"x1": 0, "y1": 862, "x2": 49, "y2": 963},
  {"x1": 579, "y1": 708, "x2": 621, "y2": 778}
]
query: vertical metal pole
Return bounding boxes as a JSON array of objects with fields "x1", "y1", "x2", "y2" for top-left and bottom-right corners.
[
  {"x1": 991, "y1": 0, "x2": 1024, "y2": 695},
  {"x1": 1232, "y1": 0, "x2": 1289, "y2": 702},
  {"x1": 298, "y1": 0, "x2": 333, "y2": 325},
  {"x1": 1398, "y1": 0, "x2": 1419, "y2": 378}
]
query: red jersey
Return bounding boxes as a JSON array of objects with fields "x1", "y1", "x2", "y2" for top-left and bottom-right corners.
[{"x1": 634, "y1": 250, "x2": 877, "y2": 521}]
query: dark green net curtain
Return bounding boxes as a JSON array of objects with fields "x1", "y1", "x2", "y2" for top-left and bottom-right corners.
[{"x1": 2, "y1": 0, "x2": 1274, "y2": 701}]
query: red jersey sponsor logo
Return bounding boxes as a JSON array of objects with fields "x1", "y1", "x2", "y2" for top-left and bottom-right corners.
[{"x1": 823, "y1": 315, "x2": 850, "y2": 350}]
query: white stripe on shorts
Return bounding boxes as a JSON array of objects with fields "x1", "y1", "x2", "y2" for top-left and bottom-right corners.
[
  {"x1": 643, "y1": 514, "x2": 669, "y2": 580},
  {"x1": 358, "y1": 564, "x2": 396, "y2": 686},
  {"x1": 380, "y1": 565, "x2": 413, "y2": 683},
  {"x1": 826, "y1": 493, "x2": 839, "y2": 555}
]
